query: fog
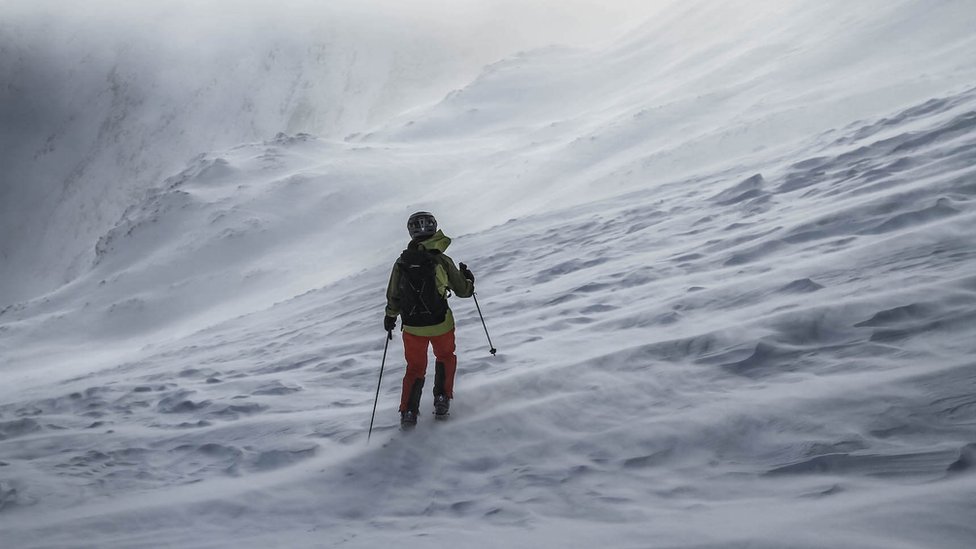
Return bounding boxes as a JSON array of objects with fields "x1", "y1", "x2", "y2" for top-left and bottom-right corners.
[{"x1": 0, "y1": 0, "x2": 672, "y2": 305}]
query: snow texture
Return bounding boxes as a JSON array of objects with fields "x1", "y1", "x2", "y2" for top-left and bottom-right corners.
[{"x1": 2, "y1": 1, "x2": 976, "y2": 548}]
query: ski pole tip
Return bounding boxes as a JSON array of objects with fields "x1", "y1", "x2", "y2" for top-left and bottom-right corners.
[{"x1": 490, "y1": 348, "x2": 497, "y2": 356}]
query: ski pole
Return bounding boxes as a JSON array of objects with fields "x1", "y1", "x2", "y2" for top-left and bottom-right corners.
[
  {"x1": 368, "y1": 330, "x2": 393, "y2": 443},
  {"x1": 472, "y1": 292, "x2": 497, "y2": 356}
]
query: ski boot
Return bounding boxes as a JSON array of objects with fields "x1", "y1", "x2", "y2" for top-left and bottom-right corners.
[
  {"x1": 433, "y1": 394, "x2": 450, "y2": 419},
  {"x1": 400, "y1": 410, "x2": 418, "y2": 430}
]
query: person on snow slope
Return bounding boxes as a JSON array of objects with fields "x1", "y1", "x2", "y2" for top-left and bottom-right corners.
[{"x1": 384, "y1": 211, "x2": 475, "y2": 428}]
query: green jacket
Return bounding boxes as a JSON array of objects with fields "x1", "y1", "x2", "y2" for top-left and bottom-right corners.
[{"x1": 386, "y1": 230, "x2": 474, "y2": 336}]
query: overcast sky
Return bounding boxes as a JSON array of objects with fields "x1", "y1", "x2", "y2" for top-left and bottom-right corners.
[{"x1": 3, "y1": 0, "x2": 675, "y2": 53}]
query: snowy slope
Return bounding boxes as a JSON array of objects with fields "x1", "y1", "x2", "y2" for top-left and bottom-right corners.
[
  {"x1": 2, "y1": 1, "x2": 976, "y2": 548},
  {"x1": 0, "y1": 0, "x2": 652, "y2": 306},
  {"x1": 0, "y1": 3, "x2": 459, "y2": 303}
]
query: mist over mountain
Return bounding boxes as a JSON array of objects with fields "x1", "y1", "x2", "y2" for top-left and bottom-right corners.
[
  {"x1": 1, "y1": 1, "x2": 976, "y2": 548},
  {"x1": 0, "y1": 0, "x2": 658, "y2": 306}
]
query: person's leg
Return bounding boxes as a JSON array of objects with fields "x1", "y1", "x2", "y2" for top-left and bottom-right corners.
[
  {"x1": 400, "y1": 332, "x2": 430, "y2": 413},
  {"x1": 430, "y1": 329, "x2": 457, "y2": 399}
]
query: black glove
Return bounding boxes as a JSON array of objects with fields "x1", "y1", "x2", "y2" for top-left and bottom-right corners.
[
  {"x1": 459, "y1": 262, "x2": 475, "y2": 282},
  {"x1": 384, "y1": 315, "x2": 397, "y2": 332}
]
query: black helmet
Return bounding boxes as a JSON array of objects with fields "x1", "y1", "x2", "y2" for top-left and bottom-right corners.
[{"x1": 407, "y1": 211, "x2": 437, "y2": 240}]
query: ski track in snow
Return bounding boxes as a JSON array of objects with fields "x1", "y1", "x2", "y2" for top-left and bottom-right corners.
[{"x1": 3, "y1": 2, "x2": 976, "y2": 548}]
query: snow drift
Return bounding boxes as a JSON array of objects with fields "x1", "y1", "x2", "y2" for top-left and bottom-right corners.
[{"x1": 2, "y1": 1, "x2": 976, "y2": 548}]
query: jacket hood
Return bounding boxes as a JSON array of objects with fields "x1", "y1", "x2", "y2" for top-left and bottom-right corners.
[{"x1": 417, "y1": 230, "x2": 451, "y2": 253}]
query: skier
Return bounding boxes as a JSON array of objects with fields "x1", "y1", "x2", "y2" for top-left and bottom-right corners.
[{"x1": 384, "y1": 211, "x2": 475, "y2": 429}]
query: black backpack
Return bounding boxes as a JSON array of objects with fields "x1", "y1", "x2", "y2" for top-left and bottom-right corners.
[{"x1": 397, "y1": 248, "x2": 448, "y2": 327}]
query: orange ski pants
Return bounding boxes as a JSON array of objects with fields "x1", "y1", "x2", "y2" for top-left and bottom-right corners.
[{"x1": 400, "y1": 328, "x2": 457, "y2": 413}]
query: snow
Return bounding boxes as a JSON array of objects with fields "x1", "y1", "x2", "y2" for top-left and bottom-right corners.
[
  {"x1": 0, "y1": 0, "x2": 653, "y2": 305},
  {"x1": 2, "y1": 1, "x2": 976, "y2": 547}
]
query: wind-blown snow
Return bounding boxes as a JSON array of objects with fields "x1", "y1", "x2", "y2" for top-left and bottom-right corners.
[
  {"x1": 2, "y1": 1, "x2": 976, "y2": 548},
  {"x1": 0, "y1": 0, "x2": 658, "y2": 305}
]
